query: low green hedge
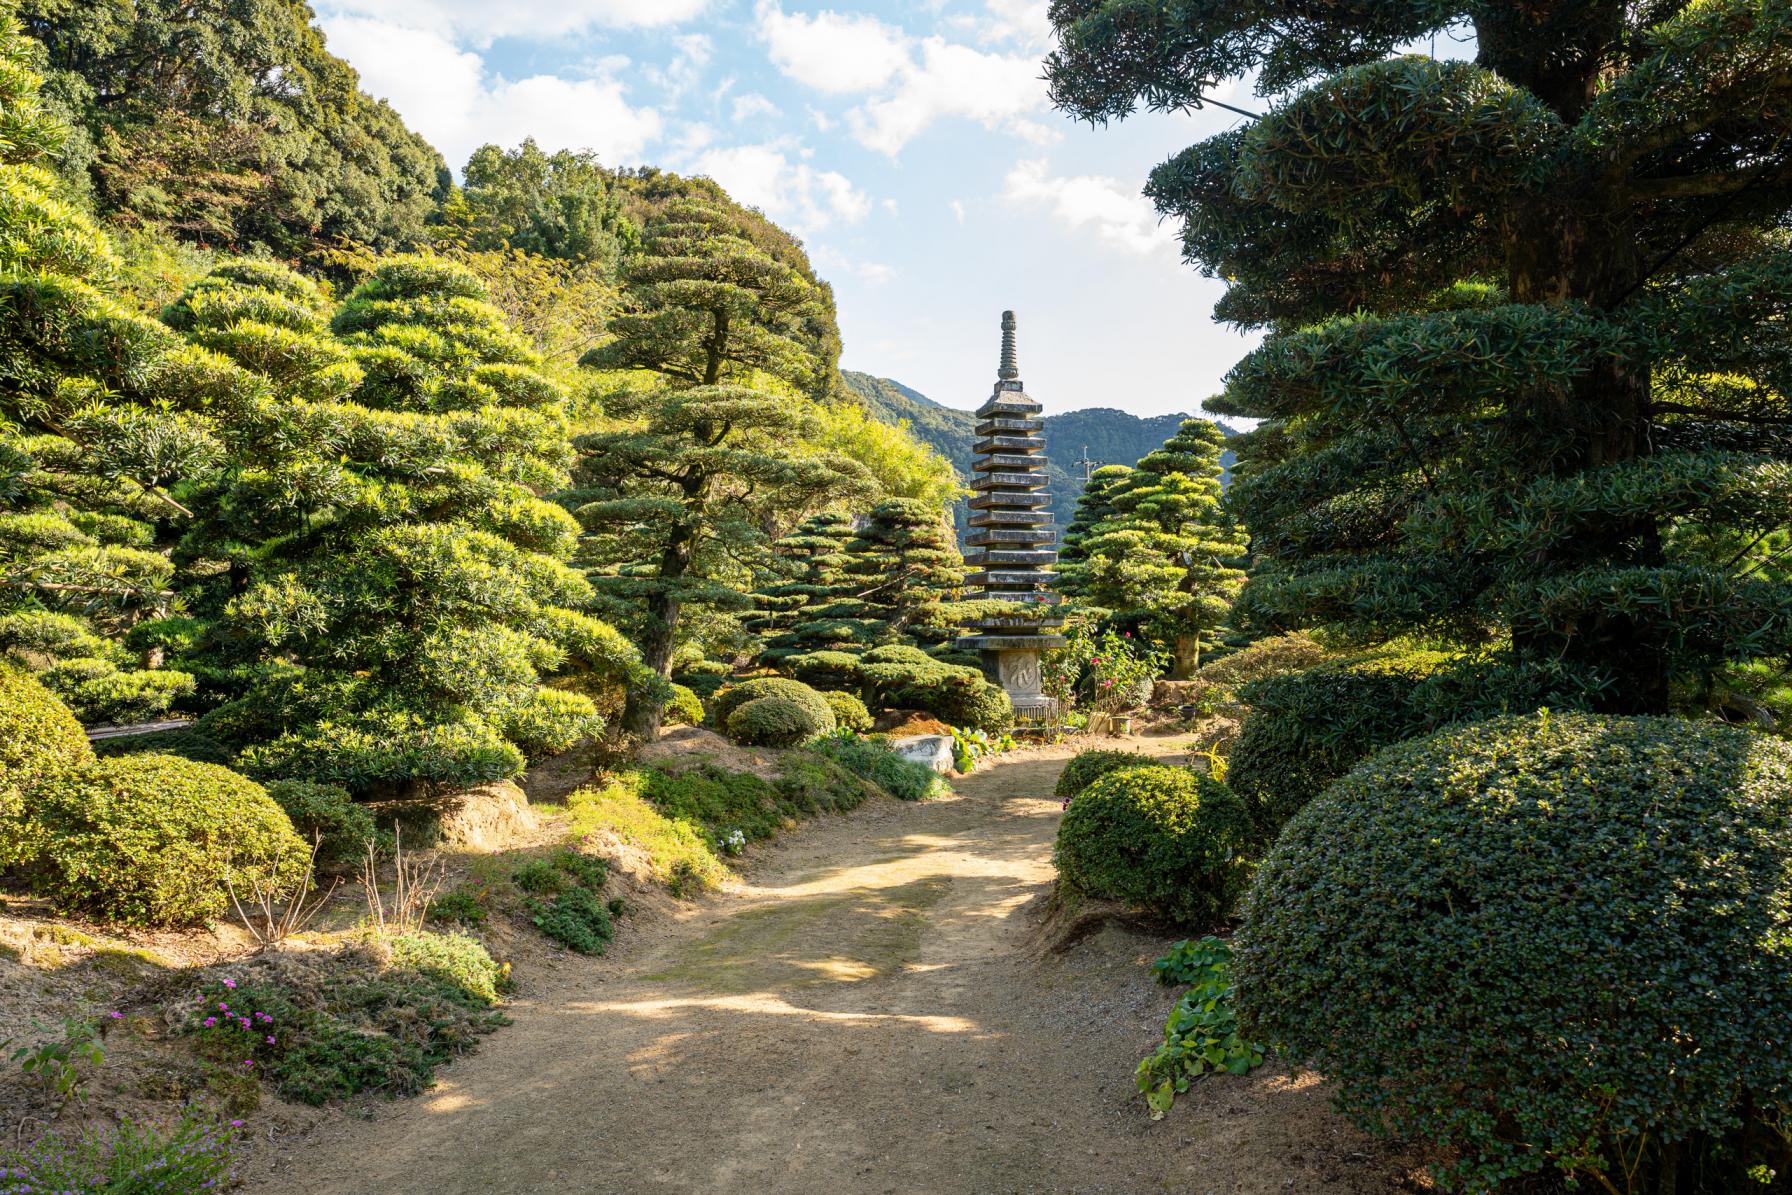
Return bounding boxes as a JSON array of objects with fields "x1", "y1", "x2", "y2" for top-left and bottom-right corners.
[
  {"x1": 710, "y1": 677, "x2": 834, "y2": 732},
  {"x1": 1053, "y1": 748, "x2": 1156, "y2": 804},
  {"x1": 1227, "y1": 649, "x2": 1452, "y2": 837},
  {"x1": 821, "y1": 689, "x2": 874, "y2": 734},
  {"x1": 727, "y1": 694, "x2": 834, "y2": 747},
  {"x1": 1236, "y1": 713, "x2": 1792, "y2": 1192},
  {"x1": 0, "y1": 664, "x2": 93, "y2": 866},
  {"x1": 267, "y1": 779, "x2": 385, "y2": 869},
  {"x1": 30, "y1": 754, "x2": 311, "y2": 925},
  {"x1": 1054, "y1": 764, "x2": 1254, "y2": 928}
]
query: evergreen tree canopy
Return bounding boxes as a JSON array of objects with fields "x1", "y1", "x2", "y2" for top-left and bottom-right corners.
[
  {"x1": 436, "y1": 140, "x2": 636, "y2": 270},
  {"x1": 748, "y1": 511, "x2": 856, "y2": 661},
  {"x1": 836, "y1": 498, "x2": 968, "y2": 654},
  {"x1": 1070, "y1": 419, "x2": 1245, "y2": 674},
  {"x1": 573, "y1": 198, "x2": 870, "y2": 736},
  {"x1": 23, "y1": 0, "x2": 444, "y2": 256},
  {"x1": 1048, "y1": 0, "x2": 1792, "y2": 713},
  {"x1": 1058, "y1": 463, "x2": 1132, "y2": 601}
]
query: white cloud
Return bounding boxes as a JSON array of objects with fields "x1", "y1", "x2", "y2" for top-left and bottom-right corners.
[
  {"x1": 322, "y1": 17, "x2": 662, "y2": 171},
  {"x1": 731, "y1": 92, "x2": 779, "y2": 122},
  {"x1": 1002, "y1": 159, "x2": 1172, "y2": 256},
  {"x1": 317, "y1": 0, "x2": 708, "y2": 44},
  {"x1": 755, "y1": 1, "x2": 912, "y2": 94},
  {"x1": 857, "y1": 262, "x2": 897, "y2": 285},
  {"x1": 645, "y1": 34, "x2": 712, "y2": 98},
  {"x1": 980, "y1": 0, "x2": 1052, "y2": 50},
  {"x1": 847, "y1": 38, "x2": 1052, "y2": 156},
  {"x1": 950, "y1": 199, "x2": 966, "y2": 223},
  {"x1": 687, "y1": 142, "x2": 871, "y2": 232}
]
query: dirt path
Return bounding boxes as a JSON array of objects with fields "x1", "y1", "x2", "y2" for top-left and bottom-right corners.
[{"x1": 241, "y1": 741, "x2": 1420, "y2": 1195}]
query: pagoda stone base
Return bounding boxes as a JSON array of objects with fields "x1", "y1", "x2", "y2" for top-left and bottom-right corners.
[{"x1": 981, "y1": 647, "x2": 1058, "y2": 722}]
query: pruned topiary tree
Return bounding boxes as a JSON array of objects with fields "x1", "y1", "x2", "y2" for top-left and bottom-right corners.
[{"x1": 1046, "y1": 0, "x2": 1792, "y2": 714}]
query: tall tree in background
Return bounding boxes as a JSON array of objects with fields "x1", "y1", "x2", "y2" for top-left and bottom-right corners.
[
  {"x1": 22, "y1": 0, "x2": 444, "y2": 256},
  {"x1": 1057, "y1": 463, "x2": 1131, "y2": 601},
  {"x1": 573, "y1": 198, "x2": 868, "y2": 738},
  {"x1": 749, "y1": 511, "x2": 856, "y2": 662},
  {"x1": 836, "y1": 499, "x2": 967, "y2": 655},
  {"x1": 1047, "y1": 0, "x2": 1792, "y2": 714},
  {"x1": 435, "y1": 140, "x2": 636, "y2": 269},
  {"x1": 1074, "y1": 419, "x2": 1245, "y2": 675}
]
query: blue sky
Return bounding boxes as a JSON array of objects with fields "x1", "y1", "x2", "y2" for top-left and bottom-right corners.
[{"x1": 313, "y1": 0, "x2": 1266, "y2": 417}]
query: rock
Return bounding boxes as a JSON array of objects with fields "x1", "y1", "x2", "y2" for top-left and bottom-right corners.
[
  {"x1": 889, "y1": 734, "x2": 955, "y2": 774},
  {"x1": 366, "y1": 781, "x2": 538, "y2": 851}
]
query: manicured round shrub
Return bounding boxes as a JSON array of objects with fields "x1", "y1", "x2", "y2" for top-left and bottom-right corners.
[
  {"x1": 30, "y1": 754, "x2": 310, "y2": 925},
  {"x1": 1235, "y1": 713, "x2": 1792, "y2": 1193},
  {"x1": 726, "y1": 695, "x2": 835, "y2": 748},
  {"x1": 783, "y1": 649, "x2": 865, "y2": 693},
  {"x1": 663, "y1": 683, "x2": 706, "y2": 727},
  {"x1": 1053, "y1": 748, "x2": 1157, "y2": 804},
  {"x1": 855, "y1": 645, "x2": 1014, "y2": 732},
  {"x1": 1054, "y1": 764, "x2": 1254, "y2": 927},
  {"x1": 821, "y1": 690, "x2": 873, "y2": 734},
  {"x1": 266, "y1": 779, "x2": 382, "y2": 869},
  {"x1": 497, "y1": 688, "x2": 604, "y2": 759},
  {"x1": 1228, "y1": 649, "x2": 1451, "y2": 837},
  {"x1": 0, "y1": 664, "x2": 93, "y2": 865},
  {"x1": 1193, "y1": 632, "x2": 1333, "y2": 694},
  {"x1": 709, "y1": 677, "x2": 833, "y2": 731}
]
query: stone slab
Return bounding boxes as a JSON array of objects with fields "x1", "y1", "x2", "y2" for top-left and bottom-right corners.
[{"x1": 888, "y1": 734, "x2": 956, "y2": 775}]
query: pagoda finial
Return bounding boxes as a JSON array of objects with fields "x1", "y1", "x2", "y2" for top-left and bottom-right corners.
[{"x1": 998, "y1": 310, "x2": 1019, "y2": 382}]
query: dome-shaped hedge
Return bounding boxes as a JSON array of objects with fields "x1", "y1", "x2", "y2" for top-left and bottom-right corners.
[
  {"x1": 1227, "y1": 649, "x2": 1450, "y2": 836},
  {"x1": 1053, "y1": 748, "x2": 1156, "y2": 804},
  {"x1": 710, "y1": 677, "x2": 833, "y2": 732},
  {"x1": 1235, "y1": 713, "x2": 1792, "y2": 1192},
  {"x1": 662, "y1": 683, "x2": 706, "y2": 727},
  {"x1": 1055, "y1": 764, "x2": 1254, "y2": 927},
  {"x1": 30, "y1": 754, "x2": 310, "y2": 925},
  {"x1": 0, "y1": 664, "x2": 94, "y2": 865},
  {"x1": 726, "y1": 695, "x2": 835, "y2": 747},
  {"x1": 821, "y1": 690, "x2": 873, "y2": 734}
]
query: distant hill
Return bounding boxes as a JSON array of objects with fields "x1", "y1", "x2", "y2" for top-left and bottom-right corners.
[{"x1": 842, "y1": 370, "x2": 1234, "y2": 533}]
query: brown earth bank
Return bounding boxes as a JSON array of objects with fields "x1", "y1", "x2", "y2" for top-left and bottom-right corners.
[{"x1": 235, "y1": 739, "x2": 1428, "y2": 1195}]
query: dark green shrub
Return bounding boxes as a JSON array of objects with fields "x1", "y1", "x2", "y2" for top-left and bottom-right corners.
[
  {"x1": 726, "y1": 694, "x2": 834, "y2": 747},
  {"x1": 428, "y1": 885, "x2": 489, "y2": 927},
  {"x1": 1228, "y1": 649, "x2": 1451, "y2": 837},
  {"x1": 495, "y1": 689, "x2": 604, "y2": 760},
  {"x1": 0, "y1": 664, "x2": 92, "y2": 865},
  {"x1": 1235, "y1": 713, "x2": 1792, "y2": 1193},
  {"x1": 1054, "y1": 748, "x2": 1156, "y2": 803},
  {"x1": 639, "y1": 765, "x2": 787, "y2": 841},
  {"x1": 1055, "y1": 764, "x2": 1254, "y2": 928},
  {"x1": 783, "y1": 650, "x2": 865, "y2": 693},
  {"x1": 1193, "y1": 632, "x2": 1332, "y2": 694},
  {"x1": 528, "y1": 887, "x2": 613, "y2": 954},
  {"x1": 856, "y1": 645, "x2": 1013, "y2": 731},
  {"x1": 30, "y1": 754, "x2": 310, "y2": 925},
  {"x1": 513, "y1": 847, "x2": 608, "y2": 896},
  {"x1": 709, "y1": 677, "x2": 833, "y2": 730},
  {"x1": 671, "y1": 670, "x2": 727, "y2": 700},
  {"x1": 93, "y1": 728, "x2": 233, "y2": 767},
  {"x1": 265, "y1": 779, "x2": 384, "y2": 869},
  {"x1": 806, "y1": 734, "x2": 949, "y2": 802},
  {"x1": 663, "y1": 683, "x2": 705, "y2": 726},
  {"x1": 821, "y1": 690, "x2": 873, "y2": 734},
  {"x1": 237, "y1": 711, "x2": 526, "y2": 793}
]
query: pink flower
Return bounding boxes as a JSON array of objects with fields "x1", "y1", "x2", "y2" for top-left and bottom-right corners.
[
  {"x1": 218, "y1": 1002, "x2": 229, "y2": 1012},
  {"x1": 108, "y1": 1011, "x2": 123, "y2": 1020},
  {"x1": 266, "y1": 1035, "x2": 276, "y2": 1045},
  {"x1": 203, "y1": 1017, "x2": 217, "y2": 1028},
  {"x1": 242, "y1": 1060, "x2": 254, "y2": 1070},
  {"x1": 229, "y1": 1120, "x2": 244, "y2": 1128},
  {"x1": 222, "y1": 979, "x2": 236, "y2": 990}
]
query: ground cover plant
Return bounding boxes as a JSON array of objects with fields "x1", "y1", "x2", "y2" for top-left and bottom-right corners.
[
  {"x1": 1137, "y1": 937, "x2": 1264, "y2": 1117},
  {"x1": 0, "y1": 1113, "x2": 239, "y2": 1194}
]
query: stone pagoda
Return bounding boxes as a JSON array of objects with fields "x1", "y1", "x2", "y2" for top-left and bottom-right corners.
[{"x1": 959, "y1": 311, "x2": 1066, "y2": 721}]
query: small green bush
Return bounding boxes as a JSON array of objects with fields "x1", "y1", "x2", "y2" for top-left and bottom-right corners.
[
  {"x1": 428, "y1": 884, "x2": 489, "y2": 926},
  {"x1": 727, "y1": 694, "x2": 834, "y2": 747},
  {"x1": 496, "y1": 689, "x2": 603, "y2": 760},
  {"x1": 1236, "y1": 713, "x2": 1792, "y2": 1193},
  {"x1": 783, "y1": 649, "x2": 864, "y2": 693},
  {"x1": 529, "y1": 887, "x2": 613, "y2": 954},
  {"x1": 1055, "y1": 764, "x2": 1254, "y2": 928},
  {"x1": 266, "y1": 779, "x2": 384, "y2": 869},
  {"x1": 1137, "y1": 937, "x2": 1264, "y2": 1116},
  {"x1": 856, "y1": 645, "x2": 1013, "y2": 731},
  {"x1": 1054, "y1": 748, "x2": 1156, "y2": 804},
  {"x1": 0, "y1": 664, "x2": 93, "y2": 866},
  {"x1": 184, "y1": 948, "x2": 507, "y2": 1105},
  {"x1": 1228, "y1": 649, "x2": 1451, "y2": 837},
  {"x1": 640, "y1": 765, "x2": 787, "y2": 841},
  {"x1": 663, "y1": 683, "x2": 705, "y2": 726},
  {"x1": 93, "y1": 727, "x2": 233, "y2": 766},
  {"x1": 31, "y1": 755, "x2": 310, "y2": 926},
  {"x1": 774, "y1": 754, "x2": 872, "y2": 815},
  {"x1": 387, "y1": 931, "x2": 505, "y2": 1005},
  {"x1": 709, "y1": 676, "x2": 834, "y2": 730},
  {"x1": 564, "y1": 774, "x2": 726, "y2": 894},
  {"x1": 671, "y1": 669, "x2": 727, "y2": 701},
  {"x1": 806, "y1": 733, "x2": 949, "y2": 802},
  {"x1": 821, "y1": 689, "x2": 873, "y2": 733}
]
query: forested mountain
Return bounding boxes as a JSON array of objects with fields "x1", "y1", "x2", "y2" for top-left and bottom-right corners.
[{"x1": 842, "y1": 369, "x2": 1234, "y2": 530}]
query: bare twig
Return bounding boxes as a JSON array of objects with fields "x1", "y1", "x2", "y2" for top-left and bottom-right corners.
[
  {"x1": 226, "y1": 837, "x2": 340, "y2": 951},
  {"x1": 362, "y1": 823, "x2": 444, "y2": 938}
]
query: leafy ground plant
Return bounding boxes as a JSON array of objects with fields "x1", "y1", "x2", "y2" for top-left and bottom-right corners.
[
  {"x1": 1137, "y1": 937, "x2": 1264, "y2": 1118},
  {"x1": 0, "y1": 1112, "x2": 238, "y2": 1193}
]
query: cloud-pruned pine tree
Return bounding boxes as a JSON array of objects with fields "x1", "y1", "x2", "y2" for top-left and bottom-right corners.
[
  {"x1": 573, "y1": 198, "x2": 870, "y2": 738},
  {"x1": 1047, "y1": 0, "x2": 1792, "y2": 714},
  {"x1": 1057, "y1": 463, "x2": 1131, "y2": 604},
  {"x1": 0, "y1": 8, "x2": 221, "y2": 722},
  {"x1": 748, "y1": 511, "x2": 856, "y2": 662},
  {"x1": 167, "y1": 256, "x2": 644, "y2": 790},
  {"x1": 836, "y1": 499, "x2": 968, "y2": 656},
  {"x1": 1070, "y1": 419, "x2": 1245, "y2": 675}
]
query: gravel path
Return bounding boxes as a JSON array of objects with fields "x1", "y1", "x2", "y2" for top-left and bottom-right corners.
[{"x1": 241, "y1": 740, "x2": 1420, "y2": 1195}]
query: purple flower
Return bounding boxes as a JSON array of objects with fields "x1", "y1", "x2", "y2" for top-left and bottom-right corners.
[
  {"x1": 108, "y1": 1011, "x2": 123, "y2": 1020},
  {"x1": 265, "y1": 1036, "x2": 276, "y2": 1045},
  {"x1": 222, "y1": 979, "x2": 236, "y2": 990},
  {"x1": 203, "y1": 1017, "x2": 217, "y2": 1028}
]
